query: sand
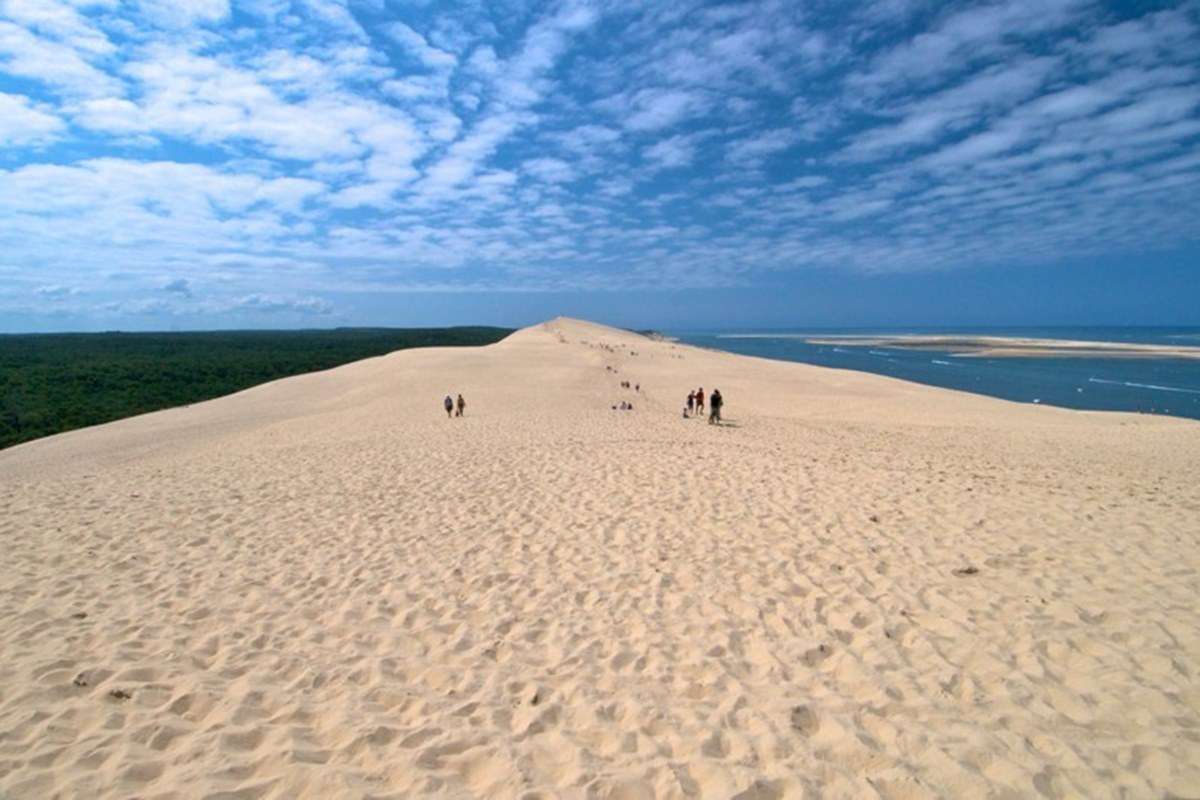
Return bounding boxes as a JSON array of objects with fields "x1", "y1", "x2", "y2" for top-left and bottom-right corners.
[
  {"x1": 802, "y1": 335, "x2": 1200, "y2": 360},
  {"x1": 1, "y1": 317, "x2": 1199, "y2": 799}
]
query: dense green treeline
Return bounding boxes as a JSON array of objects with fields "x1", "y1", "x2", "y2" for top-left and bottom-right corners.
[{"x1": 0, "y1": 327, "x2": 512, "y2": 451}]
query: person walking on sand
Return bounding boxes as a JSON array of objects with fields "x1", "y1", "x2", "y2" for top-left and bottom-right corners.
[
  {"x1": 709, "y1": 389, "x2": 723, "y2": 424},
  {"x1": 687, "y1": 391, "x2": 695, "y2": 416},
  {"x1": 456, "y1": 393, "x2": 465, "y2": 417},
  {"x1": 695, "y1": 387, "x2": 705, "y2": 416},
  {"x1": 443, "y1": 394, "x2": 453, "y2": 418}
]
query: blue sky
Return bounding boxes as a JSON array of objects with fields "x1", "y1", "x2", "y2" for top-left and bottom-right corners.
[{"x1": 1, "y1": 0, "x2": 1198, "y2": 331}]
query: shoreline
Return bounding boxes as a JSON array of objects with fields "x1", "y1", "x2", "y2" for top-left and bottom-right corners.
[
  {"x1": 671, "y1": 331, "x2": 1200, "y2": 421},
  {"x1": 804, "y1": 334, "x2": 1200, "y2": 359}
]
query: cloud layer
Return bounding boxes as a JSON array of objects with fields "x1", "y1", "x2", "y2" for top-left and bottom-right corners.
[{"x1": 1, "y1": 0, "x2": 1198, "y2": 324}]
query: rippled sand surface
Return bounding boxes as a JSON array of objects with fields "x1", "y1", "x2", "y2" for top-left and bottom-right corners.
[{"x1": 2, "y1": 318, "x2": 1198, "y2": 799}]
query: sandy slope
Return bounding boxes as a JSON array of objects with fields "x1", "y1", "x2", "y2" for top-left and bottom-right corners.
[{"x1": 2, "y1": 317, "x2": 1198, "y2": 799}]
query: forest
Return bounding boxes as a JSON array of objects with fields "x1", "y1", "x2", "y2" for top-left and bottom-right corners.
[{"x1": 0, "y1": 327, "x2": 512, "y2": 451}]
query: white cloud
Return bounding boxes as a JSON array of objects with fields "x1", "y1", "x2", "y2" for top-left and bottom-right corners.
[
  {"x1": 850, "y1": 0, "x2": 1090, "y2": 93},
  {"x1": 597, "y1": 177, "x2": 634, "y2": 197},
  {"x1": 1076, "y1": 7, "x2": 1199, "y2": 66},
  {"x1": 327, "y1": 180, "x2": 400, "y2": 209},
  {"x1": 0, "y1": 92, "x2": 65, "y2": 146},
  {"x1": 552, "y1": 124, "x2": 622, "y2": 152},
  {"x1": 385, "y1": 21, "x2": 457, "y2": 69},
  {"x1": 0, "y1": 19, "x2": 122, "y2": 97},
  {"x1": 522, "y1": 157, "x2": 575, "y2": 184},
  {"x1": 842, "y1": 56, "x2": 1059, "y2": 160},
  {"x1": 233, "y1": 293, "x2": 333, "y2": 314},
  {"x1": 2, "y1": 0, "x2": 115, "y2": 56},
  {"x1": 73, "y1": 44, "x2": 430, "y2": 172},
  {"x1": 135, "y1": 0, "x2": 230, "y2": 26},
  {"x1": 412, "y1": 3, "x2": 599, "y2": 202},
  {"x1": 0, "y1": 0, "x2": 1197, "y2": 302},
  {"x1": 417, "y1": 111, "x2": 529, "y2": 197},
  {"x1": 918, "y1": 122, "x2": 1029, "y2": 169},
  {"x1": 774, "y1": 176, "x2": 828, "y2": 192},
  {"x1": 725, "y1": 128, "x2": 796, "y2": 166},
  {"x1": 297, "y1": 0, "x2": 366, "y2": 40},
  {"x1": 643, "y1": 134, "x2": 698, "y2": 170},
  {"x1": 608, "y1": 87, "x2": 712, "y2": 132},
  {"x1": 0, "y1": 159, "x2": 325, "y2": 253}
]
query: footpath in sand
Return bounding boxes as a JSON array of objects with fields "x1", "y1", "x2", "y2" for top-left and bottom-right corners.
[{"x1": 1, "y1": 317, "x2": 1199, "y2": 799}]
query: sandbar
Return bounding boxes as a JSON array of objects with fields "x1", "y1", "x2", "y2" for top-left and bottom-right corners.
[{"x1": 804, "y1": 334, "x2": 1200, "y2": 359}]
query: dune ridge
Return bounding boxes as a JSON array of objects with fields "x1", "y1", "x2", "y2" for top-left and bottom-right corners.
[{"x1": 2, "y1": 317, "x2": 1199, "y2": 799}]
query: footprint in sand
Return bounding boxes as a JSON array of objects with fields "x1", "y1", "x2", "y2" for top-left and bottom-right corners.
[
  {"x1": 789, "y1": 705, "x2": 820, "y2": 737},
  {"x1": 802, "y1": 644, "x2": 832, "y2": 667}
]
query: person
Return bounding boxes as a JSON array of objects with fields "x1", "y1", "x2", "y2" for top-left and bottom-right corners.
[
  {"x1": 443, "y1": 394, "x2": 453, "y2": 418},
  {"x1": 695, "y1": 387, "x2": 705, "y2": 415},
  {"x1": 456, "y1": 393, "x2": 465, "y2": 417},
  {"x1": 687, "y1": 391, "x2": 695, "y2": 416},
  {"x1": 709, "y1": 389, "x2": 723, "y2": 424}
]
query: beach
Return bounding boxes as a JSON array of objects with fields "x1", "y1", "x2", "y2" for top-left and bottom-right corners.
[{"x1": 2, "y1": 316, "x2": 1198, "y2": 798}]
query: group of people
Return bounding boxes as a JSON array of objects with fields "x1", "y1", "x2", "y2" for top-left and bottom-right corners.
[
  {"x1": 437, "y1": 384, "x2": 722, "y2": 423},
  {"x1": 684, "y1": 386, "x2": 724, "y2": 424},
  {"x1": 443, "y1": 393, "x2": 466, "y2": 418}
]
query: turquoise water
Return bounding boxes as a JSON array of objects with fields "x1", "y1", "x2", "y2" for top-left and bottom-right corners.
[{"x1": 670, "y1": 327, "x2": 1200, "y2": 421}]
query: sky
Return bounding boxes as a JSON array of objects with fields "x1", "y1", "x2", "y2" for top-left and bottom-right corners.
[{"x1": 1, "y1": 0, "x2": 1198, "y2": 332}]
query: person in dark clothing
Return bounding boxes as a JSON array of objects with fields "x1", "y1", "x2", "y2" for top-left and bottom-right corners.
[
  {"x1": 687, "y1": 391, "x2": 695, "y2": 416},
  {"x1": 443, "y1": 395, "x2": 453, "y2": 418},
  {"x1": 695, "y1": 387, "x2": 705, "y2": 415},
  {"x1": 456, "y1": 394, "x2": 466, "y2": 417},
  {"x1": 708, "y1": 389, "x2": 723, "y2": 424}
]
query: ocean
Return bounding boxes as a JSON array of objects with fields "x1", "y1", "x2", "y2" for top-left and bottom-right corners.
[{"x1": 669, "y1": 327, "x2": 1200, "y2": 421}]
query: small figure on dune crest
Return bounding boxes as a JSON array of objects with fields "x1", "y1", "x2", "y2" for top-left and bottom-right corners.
[
  {"x1": 708, "y1": 389, "x2": 723, "y2": 424},
  {"x1": 443, "y1": 394, "x2": 453, "y2": 418},
  {"x1": 456, "y1": 394, "x2": 466, "y2": 417}
]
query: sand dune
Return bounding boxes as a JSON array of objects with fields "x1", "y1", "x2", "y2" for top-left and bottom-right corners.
[{"x1": 2, "y1": 317, "x2": 1199, "y2": 799}]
